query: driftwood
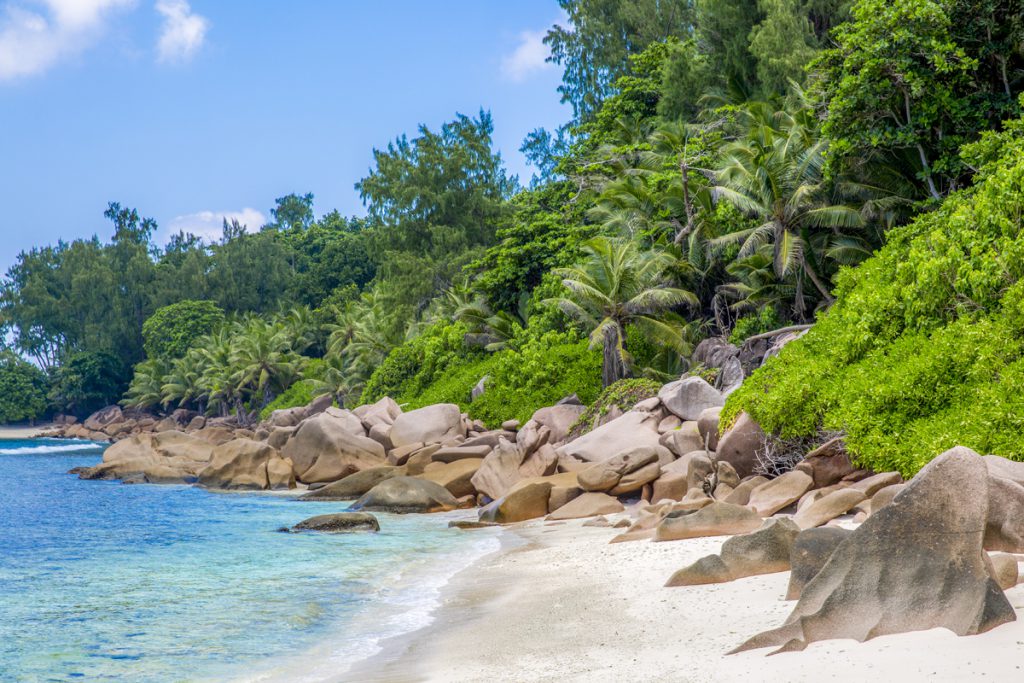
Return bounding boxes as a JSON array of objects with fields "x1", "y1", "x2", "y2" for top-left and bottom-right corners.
[{"x1": 741, "y1": 324, "x2": 813, "y2": 344}]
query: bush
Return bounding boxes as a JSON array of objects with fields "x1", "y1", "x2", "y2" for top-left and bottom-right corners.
[
  {"x1": 0, "y1": 352, "x2": 48, "y2": 423},
  {"x1": 143, "y1": 300, "x2": 224, "y2": 360},
  {"x1": 567, "y1": 378, "x2": 662, "y2": 440},
  {"x1": 728, "y1": 306, "x2": 782, "y2": 345},
  {"x1": 48, "y1": 351, "x2": 131, "y2": 417},
  {"x1": 259, "y1": 379, "x2": 322, "y2": 421},
  {"x1": 724, "y1": 116, "x2": 1024, "y2": 477}
]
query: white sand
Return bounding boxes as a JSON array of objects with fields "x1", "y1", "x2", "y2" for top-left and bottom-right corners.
[
  {"x1": 0, "y1": 424, "x2": 54, "y2": 439},
  {"x1": 347, "y1": 514, "x2": 1024, "y2": 683}
]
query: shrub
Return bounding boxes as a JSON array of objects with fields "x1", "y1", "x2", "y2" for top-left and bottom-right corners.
[
  {"x1": 724, "y1": 116, "x2": 1024, "y2": 477},
  {"x1": 142, "y1": 300, "x2": 225, "y2": 360},
  {"x1": 568, "y1": 378, "x2": 662, "y2": 439},
  {"x1": 0, "y1": 352, "x2": 48, "y2": 423}
]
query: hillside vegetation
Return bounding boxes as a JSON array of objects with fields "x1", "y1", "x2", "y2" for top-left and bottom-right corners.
[{"x1": 724, "y1": 113, "x2": 1024, "y2": 476}]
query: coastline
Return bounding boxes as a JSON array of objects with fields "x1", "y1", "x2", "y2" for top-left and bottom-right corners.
[
  {"x1": 0, "y1": 424, "x2": 54, "y2": 439},
  {"x1": 343, "y1": 512, "x2": 1024, "y2": 683}
]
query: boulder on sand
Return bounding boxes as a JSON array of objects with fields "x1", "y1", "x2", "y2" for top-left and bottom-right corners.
[
  {"x1": 350, "y1": 476, "x2": 458, "y2": 514},
  {"x1": 657, "y1": 377, "x2": 724, "y2": 421},
  {"x1": 714, "y1": 412, "x2": 765, "y2": 479},
  {"x1": 746, "y1": 470, "x2": 813, "y2": 516},
  {"x1": 792, "y1": 488, "x2": 867, "y2": 530},
  {"x1": 478, "y1": 481, "x2": 553, "y2": 524},
  {"x1": 76, "y1": 430, "x2": 214, "y2": 483},
  {"x1": 546, "y1": 492, "x2": 624, "y2": 520},
  {"x1": 785, "y1": 526, "x2": 852, "y2": 600},
  {"x1": 654, "y1": 501, "x2": 762, "y2": 541},
  {"x1": 388, "y1": 404, "x2": 465, "y2": 448},
  {"x1": 299, "y1": 466, "x2": 404, "y2": 501},
  {"x1": 290, "y1": 512, "x2": 379, "y2": 533},
  {"x1": 578, "y1": 447, "x2": 659, "y2": 493},
  {"x1": 282, "y1": 412, "x2": 386, "y2": 483},
  {"x1": 666, "y1": 518, "x2": 799, "y2": 586},
  {"x1": 732, "y1": 446, "x2": 1017, "y2": 655}
]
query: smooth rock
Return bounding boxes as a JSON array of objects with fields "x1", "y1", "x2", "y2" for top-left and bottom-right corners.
[
  {"x1": 555, "y1": 410, "x2": 662, "y2": 464},
  {"x1": 546, "y1": 492, "x2": 624, "y2": 520},
  {"x1": 282, "y1": 412, "x2": 386, "y2": 483},
  {"x1": 299, "y1": 466, "x2": 404, "y2": 500},
  {"x1": 478, "y1": 481, "x2": 552, "y2": 524},
  {"x1": 388, "y1": 404, "x2": 465, "y2": 448},
  {"x1": 658, "y1": 377, "x2": 724, "y2": 421},
  {"x1": 793, "y1": 488, "x2": 867, "y2": 529},
  {"x1": 786, "y1": 526, "x2": 853, "y2": 600},
  {"x1": 747, "y1": 470, "x2": 813, "y2": 517},
  {"x1": 714, "y1": 412, "x2": 764, "y2": 479},
  {"x1": 291, "y1": 512, "x2": 379, "y2": 533},
  {"x1": 654, "y1": 502, "x2": 762, "y2": 541},
  {"x1": 350, "y1": 476, "x2": 458, "y2": 514},
  {"x1": 696, "y1": 406, "x2": 722, "y2": 451},
  {"x1": 734, "y1": 446, "x2": 1016, "y2": 654},
  {"x1": 419, "y1": 458, "x2": 483, "y2": 498}
]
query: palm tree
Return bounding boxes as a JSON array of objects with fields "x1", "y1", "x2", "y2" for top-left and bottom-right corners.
[
  {"x1": 121, "y1": 358, "x2": 168, "y2": 410},
  {"x1": 550, "y1": 236, "x2": 698, "y2": 386},
  {"x1": 230, "y1": 321, "x2": 301, "y2": 416},
  {"x1": 160, "y1": 350, "x2": 208, "y2": 413},
  {"x1": 711, "y1": 102, "x2": 867, "y2": 318}
]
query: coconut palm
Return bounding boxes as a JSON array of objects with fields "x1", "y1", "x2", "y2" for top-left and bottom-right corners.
[
  {"x1": 550, "y1": 236, "x2": 698, "y2": 386},
  {"x1": 121, "y1": 358, "x2": 169, "y2": 410},
  {"x1": 711, "y1": 102, "x2": 866, "y2": 318},
  {"x1": 230, "y1": 321, "x2": 301, "y2": 415}
]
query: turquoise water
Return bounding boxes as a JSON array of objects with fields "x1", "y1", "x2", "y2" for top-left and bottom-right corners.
[{"x1": 0, "y1": 439, "x2": 499, "y2": 682}]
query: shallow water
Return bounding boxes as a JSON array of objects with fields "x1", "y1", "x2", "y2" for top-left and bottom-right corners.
[{"x1": 0, "y1": 439, "x2": 498, "y2": 682}]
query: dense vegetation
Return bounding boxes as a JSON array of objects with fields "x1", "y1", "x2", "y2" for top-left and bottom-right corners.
[
  {"x1": 2, "y1": 0, "x2": 1023, "y2": 451},
  {"x1": 724, "y1": 112, "x2": 1024, "y2": 475}
]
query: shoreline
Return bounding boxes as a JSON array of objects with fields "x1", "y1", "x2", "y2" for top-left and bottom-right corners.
[
  {"x1": 0, "y1": 424, "x2": 55, "y2": 439},
  {"x1": 344, "y1": 513, "x2": 1024, "y2": 683}
]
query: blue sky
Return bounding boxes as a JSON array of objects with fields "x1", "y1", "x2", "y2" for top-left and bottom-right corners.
[{"x1": 0, "y1": 1, "x2": 569, "y2": 268}]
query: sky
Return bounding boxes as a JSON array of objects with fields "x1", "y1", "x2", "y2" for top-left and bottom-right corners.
[{"x1": 0, "y1": 0, "x2": 570, "y2": 268}]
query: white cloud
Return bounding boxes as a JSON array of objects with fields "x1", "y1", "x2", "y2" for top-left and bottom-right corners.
[
  {"x1": 167, "y1": 207, "x2": 265, "y2": 242},
  {"x1": 0, "y1": 0, "x2": 135, "y2": 81},
  {"x1": 501, "y1": 28, "x2": 552, "y2": 83},
  {"x1": 155, "y1": 0, "x2": 206, "y2": 63}
]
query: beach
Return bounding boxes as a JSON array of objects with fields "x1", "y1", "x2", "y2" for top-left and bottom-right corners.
[
  {"x1": 0, "y1": 424, "x2": 53, "y2": 439},
  {"x1": 348, "y1": 512, "x2": 1024, "y2": 683}
]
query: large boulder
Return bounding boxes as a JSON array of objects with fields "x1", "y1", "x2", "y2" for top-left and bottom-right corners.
[
  {"x1": 546, "y1": 492, "x2": 624, "y2": 520},
  {"x1": 299, "y1": 466, "x2": 404, "y2": 501},
  {"x1": 659, "y1": 422, "x2": 704, "y2": 457},
  {"x1": 792, "y1": 488, "x2": 866, "y2": 529},
  {"x1": 578, "y1": 447, "x2": 660, "y2": 494},
  {"x1": 388, "y1": 404, "x2": 464, "y2": 448},
  {"x1": 281, "y1": 412, "x2": 386, "y2": 483},
  {"x1": 478, "y1": 481, "x2": 553, "y2": 524},
  {"x1": 657, "y1": 377, "x2": 724, "y2": 421},
  {"x1": 732, "y1": 446, "x2": 1017, "y2": 655},
  {"x1": 419, "y1": 458, "x2": 483, "y2": 498},
  {"x1": 984, "y1": 474, "x2": 1024, "y2": 552},
  {"x1": 470, "y1": 438, "x2": 557, "y2": 501},
  {"x1": 654, "y1": 502, "x2": 762, "y2": 541},
  {"x1": 714, "y1": 412, "x2": 765, "y2": 479},
  {"x1": 354, "y1": 396, "x2": 402, "y2": 430},
  {"x1": 83, "y1": 405, "x2": 124, "y2": 432},
  {"x1": 555, "y1": 410, "x2": 661, "y2": 464},
  {"x1": 290, "y1": 512, "x2": 379, "y2": 533},
  {"x1": 530, "y1": 404, "x2": 585, "y2": 445},
  {"x1": 666, "y1": 518, "x2": 799, "y2": 586},
  {"x1": 197, "y1": 438, "x2": 283, "y2": 490},
  {"x1": 350, "y1": 476, "x2": 458, "y2": 514},
  {"x1": 76, "y1": 430, "x2": 215, "y2": 483},
  {"x1": 793, "y1": 437, "x2": 855, "y2": 488},
  {"x1": 785, "y1": 526, "x2": 853, "y2": 600},
  {"x1": 746, "y1": 470, "x2": 813, "y2": 516}
]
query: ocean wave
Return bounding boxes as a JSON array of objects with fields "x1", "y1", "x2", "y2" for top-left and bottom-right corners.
[{"x1": 0, "y1": 442, "x2": 104, "y2": 456}]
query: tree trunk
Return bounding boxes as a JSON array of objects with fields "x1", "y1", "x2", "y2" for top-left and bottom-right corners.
[
  {"x1": 601, "y1": 325, "x2": 628, "y2": 387},
  {"x1": 802, "y1": 260, "x2": 835, "y2": 305}
]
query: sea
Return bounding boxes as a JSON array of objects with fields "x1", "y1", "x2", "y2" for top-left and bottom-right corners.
[{"x1": 0, "y1": 438, "x2": 500, "y2": 682}]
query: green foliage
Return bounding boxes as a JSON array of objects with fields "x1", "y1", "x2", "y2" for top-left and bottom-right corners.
[
  {"x1": 259, "y1": 379, "x2": 322, "y2": 421},
  {"x1": 812, "y1": 0, "x2": 1024, "y2": 199},
  {"x1": 725, "y1": 114, "x2": 1024, "y2": 476},
  {"x1": 360, "y1": 322, "x2": 484, "y2": 406},
  {"x1": 142, "y1": 300, "x2": 225, "y2": 360},
  {"x1": 728, "y1": 306, "x2": 782, "y2": 344},
  {"x1": 48, "y1": 351, "x2": 130, "y2": 418},
  {"x1": 0, "y1": 351, "x2": 48, "y2": 423},
  {"x1": 568, "y1": 377, "x2": 662, "y2": 438}
]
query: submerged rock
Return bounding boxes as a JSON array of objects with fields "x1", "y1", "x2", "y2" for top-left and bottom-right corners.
[{"x1": 290, "y1": 512, "x2": 380, "y2": 533}]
